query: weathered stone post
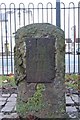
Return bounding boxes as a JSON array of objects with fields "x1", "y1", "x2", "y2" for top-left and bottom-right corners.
[{"x1": 14, "y1": 23, "x2": 66, "y2": 118}]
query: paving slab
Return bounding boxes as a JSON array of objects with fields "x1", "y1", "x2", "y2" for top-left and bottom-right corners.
[
  {"x1": 1, "y1": 105, "x2": 15, "y2": 113},
  {"x1": 67, "y1": 112, "x2": 78, "y2": 119},
  {"x1": 1, "y1": 113, "x2": 18, "y2": 119},
  {"x1": 0, "y1": 101, "x2": 6, "y2": 106},
  {"x1": 0, "y1": 113, "x2": 4, "y2": 119},
  {"x1": 10, "y1": 94, "x2": 17, "y2": 98},
  {"x1": 66, "y1": 106, "x2": 77, "y2": 112},
  {"x1": 9, "y1": 113, "x2": 18, "y2": 118},
  {"x1": 7, "y1": 97, "x2": 17, "y2": 102},
  {"x1": 1, "y1": 94, "x2": 10, "y2": 97},
  {"x1": 71, "y1": 94, "x2": 79, "y2": 103},
  {"x1": 0, "y1": 98, "x2": 7, "y2": 101},
  {"x1": 66, "y1": 96, "x2": 74, "y2": 105},
  {"x1": 5, "y1": 101, "x2": 16, "y2": 107}
]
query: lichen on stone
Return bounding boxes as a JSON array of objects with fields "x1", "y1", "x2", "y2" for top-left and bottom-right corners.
[{"x1": 14, "y1": 23, "x2": 66, "y2": 118}]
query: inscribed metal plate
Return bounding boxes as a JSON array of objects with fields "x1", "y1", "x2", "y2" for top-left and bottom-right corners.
[{"x1": 26, "y1": 38, "x2": 55, "y2": 83}]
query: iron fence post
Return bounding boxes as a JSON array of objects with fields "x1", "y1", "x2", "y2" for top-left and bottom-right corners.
[
  {"x1": 78, "y1": 2, "x2": 80, "y2": 74},
  {"x1": 56, "y1": 0, "x2": 60, "y2": 28}
]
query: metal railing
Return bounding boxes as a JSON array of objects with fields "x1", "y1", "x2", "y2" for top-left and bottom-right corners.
[{"x1": 0, "y1": 2, "x2": 80, "y2": 75}]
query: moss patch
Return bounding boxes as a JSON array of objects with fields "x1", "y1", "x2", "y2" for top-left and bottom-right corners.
[{"x1": 16, "y1": 84, "x2": 46, "y2": 116}]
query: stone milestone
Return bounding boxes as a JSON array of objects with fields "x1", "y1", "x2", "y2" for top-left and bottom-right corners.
[{"x1": 14, "y1": 23, "x2": 66, "y2": 118}]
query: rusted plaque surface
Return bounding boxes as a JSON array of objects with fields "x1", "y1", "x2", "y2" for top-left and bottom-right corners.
[{"x1": 26, "y1": 38, "x2": 55, "y2": 83}]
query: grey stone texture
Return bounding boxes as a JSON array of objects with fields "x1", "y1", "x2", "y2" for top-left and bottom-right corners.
[
  {"x1": 1, "y1": 105, "x2": 15, "y2": 113},
  {"x1": 71, "y1": 94, "x2": 79, "y2": 103},
  {"x1": 2, "y1": 94, "x2": 10, "y2": 97},
  {"x1": 0, "y1": 101, "x2": 6, "y2": 107},
  {"x1": 1, "y1": 113, "x2": 18, "y2": 119},
  {"x1": 66, "y1": 96, "x2": 74, "y2": 105},
  {"x1": 0, "y1": 98, "x2": 7, "y2": 101},
  {"x1": 7, "y1": 97, "x2": 16, "y2": 102},
  {"x1": 14, "y1": 23, "x2": 66, "y2": 118},
  {"x1": 0, "y1": 93, "x2": 79, "y2": 119}
]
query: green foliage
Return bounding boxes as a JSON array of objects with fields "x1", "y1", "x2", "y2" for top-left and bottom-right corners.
[
  {"x1": 65, "y1": 74, "x2": 78, "y2": 81},
  {"x1": 36, "y1": 83, "x2": 45, "y2": 91},
  {"x1": 17, "y1": 84, "x2": 46, "y2": 116},
  {"x1": 65, "y1": 74, "x2": 78, "y2": 89},
  {"x1": 0, "y1": 76, "x2": 3, "y2": 86},
  {"x1": 16, "y1": 101, "x2": 28, "y2": 117},
  {"x1": 0, "y1": 75, "x2": 16, "y2": 87}
]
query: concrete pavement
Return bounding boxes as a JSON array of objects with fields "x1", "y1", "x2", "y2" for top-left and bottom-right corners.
[{"x1": 0, "y1": 92, "x2": 80, "y2": 119}]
